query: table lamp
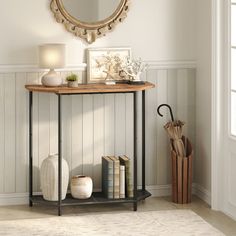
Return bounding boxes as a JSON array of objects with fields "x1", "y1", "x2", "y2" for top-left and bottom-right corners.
[{"x1": 39, "y1": 44, "x2": 66, "y2": 87}]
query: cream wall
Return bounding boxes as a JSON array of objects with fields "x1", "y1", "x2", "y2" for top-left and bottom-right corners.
[
  {"x1": 0, "y1": 0, "x2": 196, "y2": 65},
  {"x1": 195, "y1": 0, "x2": 212, "y2": 198},
  {"x1": 0, "y1": 0, "x2": 203, "y2": 204}
]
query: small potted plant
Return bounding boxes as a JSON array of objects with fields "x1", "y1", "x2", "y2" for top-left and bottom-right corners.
[{"x1": 66, "y1": 73, "x2": 78, "y2": 88}]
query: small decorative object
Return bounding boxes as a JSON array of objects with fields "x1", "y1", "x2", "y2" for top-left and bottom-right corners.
[
  {"x1": 38, "y1": 44, "x2": 66, "y2": 87},
  {"x1": 66, "y1": 73, "x2": 78, "y2": 88},
  {"x1": 71, "y1": 175, "x2": 93, "y2": 199},
  {"x1": 40, "y1": 154, "x2": 69, "y2": 201},
  {"x1": 87, "y1": 48, "x2": 131, "y2": 84},
  {"x1": 121, "y1": 57, "x2": 148, "y2": 84}
]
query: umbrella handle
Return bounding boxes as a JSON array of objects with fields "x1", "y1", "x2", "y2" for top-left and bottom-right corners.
[{"x1": 157, "y1": 104, "x2": 175, "y2": 122}]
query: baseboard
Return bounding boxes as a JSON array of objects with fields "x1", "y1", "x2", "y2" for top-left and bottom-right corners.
[
  {"x1": 192, "y1": 183, "x2": 211, "y2": 205},
  {"x1": 0, "y1": 193, "x2": 29, "y2": 206},
  {"x1": 148, "y1": 184, "x2": 212, "y2": 206},
  {"x1": 0, "y1": 186, "x2": 172, "y2": 206},
  {"x1": 146, "y1": 185, "x2": 172, "y2": 197},
  {"x1": 0, "y1": 183, "x2": 211, "y2": 206}
]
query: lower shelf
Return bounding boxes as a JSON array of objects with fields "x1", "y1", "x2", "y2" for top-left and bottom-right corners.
[{"x1": 31, "y1": 190, "x2": 151, "y2": 207}]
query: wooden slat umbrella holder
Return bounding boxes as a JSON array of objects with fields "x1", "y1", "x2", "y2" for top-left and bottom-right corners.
[{"x1": 171, "y1": 136, "x2": 193, "y2": 204}]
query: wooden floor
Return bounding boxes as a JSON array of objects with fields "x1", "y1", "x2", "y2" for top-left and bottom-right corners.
[{"x1": 0, "y1": 196, "x2": 235, "y2": 235}]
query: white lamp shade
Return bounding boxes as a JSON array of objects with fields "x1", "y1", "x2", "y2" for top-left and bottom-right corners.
[{"x1": 39, "y1": 44, "x2": 66, "y2": 69}]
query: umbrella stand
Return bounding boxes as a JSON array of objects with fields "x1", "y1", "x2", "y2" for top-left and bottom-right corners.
[
  {"x1": 157, "y1": 104, "x2": 193, "y2": 204},
  {"x1": 171, "y1": 136, "x2": 193, "y2": 204}
]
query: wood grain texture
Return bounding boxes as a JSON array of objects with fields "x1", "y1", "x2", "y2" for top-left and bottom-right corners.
[
  {"x1": 183, "y1": 157, "x2": 188, "y2": 204},
  {"x1": 25, "y1": 82, "x2": 155, "y2": 94},
  {"x1": 177, "y1": 156, "x2": 183, "y2": 203},
  {"x1": 171, "y1": 151, "x2": 177, "y2": 203}
]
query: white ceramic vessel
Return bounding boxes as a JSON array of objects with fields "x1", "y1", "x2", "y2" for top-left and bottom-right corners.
[
  {"x1": 41, "y1": 69, "x2": 62, "y2": 87},
  {"x1": 40, "y1": 154, "x2": 69, "y2": 201},
  {"x1": 71, "y1": 175, "x2": 93, "y2": 199},
  {"x1": 67, "y1": 81, "x2": 78, "y2": 87}
]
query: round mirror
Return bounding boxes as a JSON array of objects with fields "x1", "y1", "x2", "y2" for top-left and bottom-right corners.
[
  {"x1": 61, "y1": 0, "x2": 122, "y2": 23},
  {"x1": 50, "y1": 0, "x2": 131, "y2": 43}
]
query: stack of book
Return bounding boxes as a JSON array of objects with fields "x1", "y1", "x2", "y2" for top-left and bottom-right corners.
[{"x1": 102, "y1": 155, "x2": 133, "y2": 199}]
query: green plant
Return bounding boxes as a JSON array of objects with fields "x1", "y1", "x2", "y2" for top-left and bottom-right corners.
[{"x1": 66, "y1": 73, "x2": 78, "y2": 82}]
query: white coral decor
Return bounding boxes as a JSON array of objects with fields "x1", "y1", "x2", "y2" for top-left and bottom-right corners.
[{"x1": 121, "y1": 58, "x2": 148, "y2": 81}]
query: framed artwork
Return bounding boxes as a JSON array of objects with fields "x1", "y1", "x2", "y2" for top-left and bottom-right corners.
[{"x1": 87, "y1": 47, "x2": 131, "y2": 84}]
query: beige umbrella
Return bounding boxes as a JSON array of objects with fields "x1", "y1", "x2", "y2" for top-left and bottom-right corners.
[
  {"x1": 164, "y1": 120, "x2": 186, "y2": 157},
  {"x1": 157, "y1": 104, "x2": 186, "y2": 157}
]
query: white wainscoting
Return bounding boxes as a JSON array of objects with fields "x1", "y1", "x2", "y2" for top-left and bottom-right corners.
[{"x1": 0, "y1": 62, "x2": 196, "y2": 204}]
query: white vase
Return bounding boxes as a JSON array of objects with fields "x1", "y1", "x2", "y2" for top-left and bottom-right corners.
[
  {"x1": 71, "y1": 175, "x2": 93, "y2": 199},
  {"x1": 40, "y1": 154, "x2": 69, "y2": 201}
]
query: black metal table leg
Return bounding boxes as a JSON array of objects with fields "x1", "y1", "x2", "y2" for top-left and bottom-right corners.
[
  {"x1": 29, "y1": 91, "x2": 33, "y2": 207},
  {"x1": 142, "y1": 91, "x2": 146, "y2": 191},
  {"x1": 133, "y1": 91, "x2": 138, "y2": 211},
  {"x1": 58, "y1": 94, "x2": 62, "y2": 216}
]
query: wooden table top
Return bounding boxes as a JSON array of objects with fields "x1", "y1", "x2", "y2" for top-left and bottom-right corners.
[{"x1": 25, "y1": 82, "x2": 155, "y2": 94}]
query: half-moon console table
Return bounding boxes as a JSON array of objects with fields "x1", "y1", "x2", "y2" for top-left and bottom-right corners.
[{"x1": 25, "y1": 82, "x2": 155, "y2": 216}]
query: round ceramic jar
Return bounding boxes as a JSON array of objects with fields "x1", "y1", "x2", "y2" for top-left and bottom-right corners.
[{"x1": 70, "y1": 175, "x2": 93, "y2": 199}]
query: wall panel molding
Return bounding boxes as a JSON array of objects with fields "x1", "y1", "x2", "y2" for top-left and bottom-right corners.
[
  {"x1": 0, "y1": 64, "x2": 87, "y2": 73},
  {"x1": 0, "y1": 61, "x2": 196, "y2": 73},
  {"x1": 147, "y1": 60, "x2": 197, "y2": 69},
  {"x1": 0, "y1": 64, "x2": 196, "y2": 205}
]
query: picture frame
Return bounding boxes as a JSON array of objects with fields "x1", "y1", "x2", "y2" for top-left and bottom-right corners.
[{"x1": 87, "y1": 47, "x2": 132, "y2": 84}]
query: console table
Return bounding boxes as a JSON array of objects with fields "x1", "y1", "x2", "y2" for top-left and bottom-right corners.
[{"x1": 25, "y1": 82, "x2": 155, "y2": 216}]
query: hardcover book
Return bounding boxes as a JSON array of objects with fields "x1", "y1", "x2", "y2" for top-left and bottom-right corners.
[
  {"x1": 119, "y1": 165, "x2": 125, "y2": 198},
  {"x1": 119, "y1": 155, "x2": 133, "y2": 198},
  {"x1": 102, "y1": 156, "x2": 114, "y2": 199},
  {"x1": 109, "y1": 156, "x2": 120, "y2": 199}
]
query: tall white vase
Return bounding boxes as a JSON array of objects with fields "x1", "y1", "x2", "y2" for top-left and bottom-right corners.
[{"x1": 40, "y1": 154, "x2": 69, "y2": 201}]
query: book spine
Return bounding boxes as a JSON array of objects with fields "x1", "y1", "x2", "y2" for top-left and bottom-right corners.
[
  {"x1": 119, "y1": 156, "x2": 133, "y2": 198},
  {"x1": 102, "y1": 157, "x2": 114, "y2": 199},
  {"x1": 125, "y1": 159, "x2": 133, "y2": 198},
  {"x1": 110, "y1": 157, "x2": 120, "y2": 199},
  {"x1": 107, "y1": 159, "x2": 114, "y2": 199},
  {"x1": 119, "y1": 165, "x2": 125, "y2": 198}
]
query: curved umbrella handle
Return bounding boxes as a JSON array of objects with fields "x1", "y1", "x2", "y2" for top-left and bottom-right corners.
[{"x1": 157, "y1": 104, "x2": 175, "y2": 122}]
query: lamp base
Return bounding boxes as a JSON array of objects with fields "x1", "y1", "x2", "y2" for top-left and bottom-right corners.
[{"x1": 41, "y1": 69, "x2": 62, "y2": 87}]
